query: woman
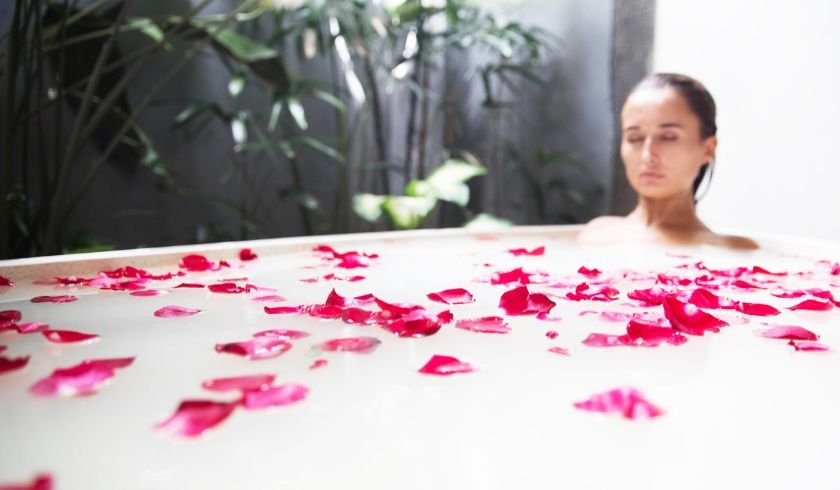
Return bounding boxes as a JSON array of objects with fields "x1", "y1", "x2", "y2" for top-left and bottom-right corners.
[{"x1": 577, "y1": 73, "x2": 758, "y2": 249}]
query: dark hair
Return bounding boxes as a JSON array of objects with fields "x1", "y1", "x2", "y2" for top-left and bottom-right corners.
[{"x1": 629, "y1": 73, "x2": 717, "y2": 201}]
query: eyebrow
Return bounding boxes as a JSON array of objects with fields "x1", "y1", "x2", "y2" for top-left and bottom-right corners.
[{"x1": 623, "y1": 122, "x2": 684, "y2": 132}]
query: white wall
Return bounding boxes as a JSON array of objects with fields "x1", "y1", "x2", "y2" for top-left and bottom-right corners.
[{"x1": 652, "y1": 0, "x2": 840, "y2": 244}]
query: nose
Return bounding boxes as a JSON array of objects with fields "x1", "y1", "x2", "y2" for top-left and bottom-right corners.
[{"x1": 641, "y1": 138, "x2": 659, "y2": 166}]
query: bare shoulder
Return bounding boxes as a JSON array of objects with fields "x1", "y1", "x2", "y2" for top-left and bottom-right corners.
[
  {"x1": 720, "y1": 234, "x2": 760, "y2": 250},
  {"x1": 576, "y1": 215, "x2": 627, "y2": 244}
]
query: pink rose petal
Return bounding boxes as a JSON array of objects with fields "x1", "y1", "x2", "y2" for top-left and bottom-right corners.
[
  {"x1": 208, "y1": 282, "x2": 246, "y2": 294},
  {"x1": 174, "y1": 282, "x2": 205, "y2": 289},
  {"x1": 760, "y1": 325, "x2": 819, "y2": 341},
  {"x1": 735, "y1": 301, "x2": 781, "y2": 316},
  {"x1": 789, "y1": 340, "x2": 830, "y2": 352},
  {"x1": 313, "y1": 244, "x2": 378, "y2": 269},
  {"x1": 582, "y1": 333, "x2": 626, "y2": 347},
  {"x1": 382, "y1": 309, "x2": 442, "y2": 337},
  {"x1": 239, "y1": 248, "x2": 258, "y2": 261},
  {"x1": 0, "y1": 346, "x2": 5, "y2": 353},
  {"x1": 546, "y1": 330, "x2": 559, "y2": 339},
  {"x1": 31, "y1": 295, "x2": 77, "y2": 304},
  {"x1": 1, "y1": 310, "x2": 22, "y2": 323},
  {"x1": 688, "y1": 288, "x2": 737, "y2": 309},
  {"x1": 507, "y1": 246, "x2": 545, "y2": 256},
  {"x1": 179, "y1": 254, "x2": 219, "y2": 272},
  {"x1": 788, "y1": 299, "x2": 834, "y2": 312},
  {"x1": 499, "y1": 286, "x2": 529, "y2": 314},
  {"x1": 577, "y1": 266, "x2": 602, "y2": 278},
  {"x1": 309, "y1": 359, "x2": 328, "y2": 370},
  {"x1": 0, "y1": 356, "x2": 29, "y2": 375},
  {"x1": 566, "y1": 283, "x2": 620, "y2": 302},
  {"x1": 626, "y1": 319, "x2": 687, "y2": 346},
  {"x1": 455, "y1": 316, "x2": 510, "y2": 334},
  {"x1": 252, "y1": 329, "x2": 310, "y2": 339},
  {"x1": 156, "y1": 399, "x2": 238, "y2": 438},
  {"x1": 418, "y1": 355, "x2": 476, "y2": 375},
  {"x1": 548, "y1": 347, "x2": 570, "y2": 356},
  {"x1": 130, "y1": 289, "x2": 169, "y2": 297},
  {"x1": 251, "y1": 294, "x2": 287, "y2": 302},
  {"x1": 264, "y1": 305, "x2": 306, "y2": 315},
  {"x1": 29, "y1": 358, "x2": 132, "y2": 396},
  {"x1": 427, "y1": 288, "x2": 475, "y2": 305},
  {"x1": 41, "y1": 330, "x2": 99, "y2": 343},
  {"x1": 0, "y1": 275, "x2": 14, "y2": 287},
  {"x1": 0, "y1": 474, "x2": 53, "y2": 490},
  {"x1": 16, "y1": 322, "x2": 49, "y2": 334},
  {"x1": 341, "y1": 307, "x2": 377, "y2": 325},
  {"x1": 201, "y1": 374, "x2": 276, "y2": 392},
  {"x1": 308, "y1": 304, "x2": 344, "y2": 320},
  {"x1": 320, "y1": 336, "x2": 381, "y2": 354},
  {"x1": 662, "y1": 295, "x2": 728, "y2": 336},
  {"x1": 241, "y1": 383, "x2": 308, "y2": 410},
  {"x1": 573, "y1": 387, "x2": 663, "y2": 420},
  {"x1": 215, "y1": 338, "x2": 292, "y2": 360},
  {"x1": 770, "y1": 289, "x2": 805, "y2": 299},
  {"x1": 437, "y1": 310, "x2": 454, "y2": 324},
  {"x1": 53, "y1": 276, "x2": 90, "y2": 285},
  {"x1": 489, "y1": 267, "x2": 549, "y2": 285},
  {"x1": 154, "y1": 305, "x2": 203, "y2": 318}
]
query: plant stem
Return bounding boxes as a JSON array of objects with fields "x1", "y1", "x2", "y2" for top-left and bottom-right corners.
[
  {"x1": 403, "y1": 16, "x2": 426, "y2": 184},
  {"x1": 0, "y1": 0, "x2": 24, "y2": 258},
  {"x1": 417, "y1": 57, "x2": 431, "y2": 179}
]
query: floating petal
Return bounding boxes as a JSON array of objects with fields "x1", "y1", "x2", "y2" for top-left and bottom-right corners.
[
  {"x1": 320, "y1": 336, "x2": 381, "y2": 354},
  {"x1": 42, "y1": 330, "x2": 99, "y2": 343},
  {"x1": 455, "y1": 316, "x2": 510, "y2": 334},
  {"x1": 252, "y1": 329, "x2": 310, "y2": 340},
  {"x1": 573, "y1": 387, "x2": 663, "y2": 420},
  {"x1": 31, "y1": 295, "x2": 77, "y2": 304},
  {"x1": 239, "y1": 248, "x2": 258, "y2": 261},
  {"x1": 154, "y1": 306, "x2": 202, "y2": 318},
  {"x1": 427, "y1": 288, "x2": 475, "y2": 305},
  {"x1": 760, "y1": 325, "x2": 819, "y2": 341},
  {"x1": 156, "y1": 400, "x2": 237, "y2": 438},
  {"x1": 242, "y1": 383, "x2": 309, "y2": 410},
  {"x1": 418, "y1": 355, "x2": 475, "y2": 375},
  {"x1": 662, "y1": 295, "x2": 728, "y2": 336},
  {"x1": 507, "y1": 246, "x2": 545, "y2": 256},
  {"x1": 215, "y1": 338, "x2": 292, "y2": 360},
  {"x1": 0, "y1": 356, "x2": 29, "y2": 375},
  {"x1": 201, "y1": 374, "x2": 276, "y2": 393}
]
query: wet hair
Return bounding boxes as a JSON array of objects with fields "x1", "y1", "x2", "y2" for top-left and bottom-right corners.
[{"x1": 628, "y1": 73, "x2": 717, "y2": 201}]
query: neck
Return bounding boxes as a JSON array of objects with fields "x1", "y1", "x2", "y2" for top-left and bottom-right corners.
[{"x1": 629, "y1": 191, "x2": 707, "y2": 231}]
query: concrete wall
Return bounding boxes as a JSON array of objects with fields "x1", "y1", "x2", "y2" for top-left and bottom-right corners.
[{"x1": 652, "y1": 0, "x2": 840, "y2": 243}]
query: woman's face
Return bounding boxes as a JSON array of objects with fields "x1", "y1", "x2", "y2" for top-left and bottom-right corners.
[{"x1": 621, "y1": 87, "x2": 717, "y2": 200}]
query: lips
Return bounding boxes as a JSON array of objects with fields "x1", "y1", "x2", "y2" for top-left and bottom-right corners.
[{"x1": 640, "y1": 171, "x2": 665, "y2": 179}]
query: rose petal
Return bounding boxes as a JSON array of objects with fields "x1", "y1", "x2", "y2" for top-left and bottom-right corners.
[
  {"x1": 546, "y1": 330, "x2": 559, "y2": 339},
  {"x1": 313, "y1": 244, "x2": 378, "y2": 269},
  {"x1": 324, "y1": 289, "x2": 348, "y2": 307},
  {"x1": 626, "y1": 319, "x2": 687, "y2": 346},
  {"x1": 662, "y1": 295, "x2": 728, "y2": 336},
  {"x1": 373, "y1": 297, "x2": 422, "y2": 317},
  {"x1": 770, "y1": 289, "x2": 805, "y2": 299},
  {"x1": 735, "y1": 301, "x2": 781, "y2": 316},
  {"x1": 215, "y1": 338, "x2": 292, "y2": 360},
  {"x1": 154, "y1": 306, "x2": 203, "y2": 318},
  {"x1": 499, "y1": 286, "x2": 529, "y2": 315},
  {"x1": 308, "y1": 305, "x2": 344, "y2": 320},
  {"x1": 130, "y1": 289, "x2": 169, "y2": 297},
  {"x1": 507, "y1": 246, "x2": 545, "y2": 256},
  {"x1": 320, "y1": 336, "x2": 381, "y2": 354},
  {"x1": 0, "y1": 275, "x2": 14, "y2": 287},
  {"x1": 29, "y1": 358, "x2": 132, "y2": 396},
  {"x1": 489, "y1": 267, "x2": 549, "y2": 285},
  {"x1": 16, "y1": 322, "x2": 49, "y2": 334},
  {"x1": 156, "y1": 400, "x2": 237, "y2": 438},
  {"x1": 179, "y1": 254, "x2": 220, "y2": 272},
  {"x1": 729, "y1": 279, "x2": 764, "y2": 290},
  {"x1": 437, "y1": 310, "x2": 454, "y2": 324},
  {"x1": 427, "y1": 288, "x2": 475, "y2": 305},
  {"x1": 566, "y1": 283, "x2": 620, "y2": 302},
  {"x1": 42, "y1": 330, "x2": 99, "y2": 343},
  {"x1": 790, "y1": 340, "x2": 830, "y2": 352},
  {"x1": 201, "y1": 374, "x2": 276, "y2": 392},
  {"x1": 341, "y1": 307, "x2": 377, "y2": 325},
  {"x1": 208, "y1": 282, "x2": 246, "y2": 294},
  {"x1": 582, "y1": 333, "x2": 627, "y2": 347},
  {"x1": 0, "y1": 356, "x2": 29, "y2": 375},
  {"x1": 264, "y1": 305, "x2": 306, "y2": 315},
  {"x1": 251, "y1": 295, "x2": 287, "y2": 303},
  {"x1": 577, "y1": 266, "x2": 602, "y2": 278},
  {"x1": 0, "y1": 310, "x2": 22, "y2": 323},
  {"x1": 788, "y1": 299, "x2": 834, "y2": 312},
  {"x1": 687, "y1": 288, "x2": 737, "y2": 309},
  {"x1": 31, "y1": 295, "x2": 78, "y2": 304},
  {"x1": 309, "y1": 359, "x2": 328, "y2": 370},
  {"x1": 241, "y1": 383, "x2": 308, "y2": 410},
  {"x1": 174, "y1": 283, "x2": 205, "y2": 289},
  {"x1": 574, "y1": 387, "x2": 664, "y2": 420},
  {"x1": 760, "y1": 325, "x2": 819, "y2": 341},
  {"x1": 53, "y1": 276, "x2": 90, "y2": 285},
  {"x1": 455, "y1": 316, "x2": 510, "y2": 334},
  {"x1": 548, "y1": 347, "x2": 570, "y2": 356},
  {"x1": 382, "y1": 310, "x2": 442, "y2": 337},
  {"x1": 418, "y1": 355, "x2": 476, "y2": 376},
  {"x1": 0, "y1": 474, "x2": 53, "y2": 490},
  {"x1": 0, "y1": 346, "x2": 5, "y2": 353},
  {"x1": 239, "y1": 248, "x2": 258, "y2": 261},
  {"x1": 252, "y1": 329, "x2": 310, "y2": 340}
]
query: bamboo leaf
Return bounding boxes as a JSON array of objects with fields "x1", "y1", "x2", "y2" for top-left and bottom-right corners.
[
  {"x1": 268, "y1": 97, "x2": 283, "y2": 131},
  {"x1": 294, "y1": 136, "x2": 344, "y2": 163},
  {"x1": 352, "y1": 193, "x2": 385, "y2": 222},
  {"x1": 230, "y1": 112, "x2": 248, "y2": 150},
  {"x1": 125, "y1": 17, "x2": 165, "y2": 43},
  {"x1": 287, "y1": 97, "x2": 308, "y2": 130},
  {"x1": 464, "y1": 213, "x2": 513, "y2": 231},
  {"x1": 211, "y1": 28, "x2": 278, "y2": 62},
  {"x1": 382, "y1": 195, "x2": 437, "y2": 230},
  {"x1": 227, "y1": 71, "x2": 246, "y2": 98}
]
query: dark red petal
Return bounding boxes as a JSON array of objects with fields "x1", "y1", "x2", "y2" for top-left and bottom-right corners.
[
  {"x1": 760, "y1": 325, "x2": 819, "y2": 341},
  {"x1": 208, "y1": 283, "x2": 246, "y2": 294},
  {"x1": 0, "y1": 356, "x2": 29, "y2": 375},
  {"x1": 790, "y1": 340, "x2": 830, "y2": 352},
  {"x1": 30, "y1": 361, "x2": 116, "y2": 396},
  {"x1": 770, "y1": 289, "x2": 805, "y2": 299},
  {"x1": 545, "y1": 330, "x2": 559, "y2": 339},
  {"x1": 0, "y1": 310, "x2": 22, "y2": 323},
  {"x1": 548, "y1": 347, "x2": 570, "y2": 356},
  {"x1": 242, "y1": 383, "x2": 308, "y2": 410},
  {"x1": 215, "y1": 338, "x2": 292, "y2": 360},
  {"x1": 325, "y1": 289, "x2": 347, "y2": 307},
  {"x1": 308, "y1": 305, "x2": 344, "y2": 320},
  {"x1": 341, "y1": 307, "x2": 377, "y2": 325},
  {"x1": 53, "y1": 276, "x2": 90, "y2": 285},
  {"x1": 627, "y1": 286, "x2": 672, "y2": 306},
  {"x1": 427, "y1": 288, "x2": 475, "y2": 305},
  {"x1": 788, "y1": 299, "x2": 834, "y2": 311},
  {"x1": 626, "y1": 320, "x2": 687, "y2": 346},
  {"x1": 309, "y1": 359, "x2": 328, "y2": 370},
  {"x1": 154, "y1": 305, "x2": 203, "y2": 318},
  {"x1": 573, "y1": 387, "x2": 664, "y2": 419},
  {"x1": 528, "y1": 293, "x2": 556, "y2": 314},
  {"x1": 251, "y1": 295, "x2": 287, "y2": 302},
  {"x1": 455, "y1": 316, "x2": 510, "y2": 334},
  {"x1": 418, "y1": 355, "x2": 475, "y2": 375},
  {"x1": 87, "y1": 357, "x2": 134, "y2": 370},
  {"x1": 751, "y1": 266, "x2": 787, "y2": 276},
  {"x1": 729, "y1": 279, "x2": 764, "y2": 290},
  {"x1": 201, "y1": 374, "x2": 276, "y2": 392},
  {"x1": 252, "y1": 329, "x2": 310, "y2": 339},
  {"x1": 0, "y1": 474, "x2": 53, "y2": 490},
  {"x1": 383, "y1": 310, "x2": 442, "y2": 337},
  {"x1": 507, "y1": 246, "x2": 545, "y2": 256},
  {"x1": 374, "y1": 297, "x2": 422, "y2": 316},
  {"x1": 320, "y1": 336, "x2": 381, "y2": 353},
  {"x1": 264, "y1": 305, "x2": 306, "y2": 315},
  {"x1": 735, "y1": 301, "x2": 781, "y2": 316},
  {"x1": 179, "y1": 254, "x2": 214, "y2": 272},
  {"x1": 577, "y1": 266, "x2": 602, "y2": 278},
  {"x1": 42, "y1": 330, "x2": 99, "y2": 343},
  {"x1": 662, "y1": 295, "x2": 728, "y2": 336},
  {"x1": 16, "y1": 322, "x2": 49, "y2": 334},
  {"x1": 239, "y1": 248, "x2": 258, "y2": 261},
  {"x1": 0, "y1": 346, "x2": 5, "y2": 353},
  {"x1": 490, "y1": 267, "x2": 549, "y2": 285},
  {"x1": 130, "y1": 289, "x2": 169, "y2": 297},
  {"x1": 31, "y1": 295, "x2": 78, "y2": 304},
  {"x1": 0, "y1": 275, "x2": 14, "y2": 287},
  {"x1": 156, "y1": 400, "x2": 237, "y2": 438},
  {"x1": 437, "y1": 310, "x2": 454, "y2": 324},
  {"x1": 687, "y1": 288, "x2": 736, "y2": 309},
  {"x1": 174, "y1": 283, "x2": 205, "y2": 289},
  {"x1": 499, "y1": 286, "x2": 530, "y2": 315}
]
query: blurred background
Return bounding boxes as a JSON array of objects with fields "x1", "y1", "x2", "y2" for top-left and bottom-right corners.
[{"x1": 0, "y1": 0, "x2": 837, "y2": 259}]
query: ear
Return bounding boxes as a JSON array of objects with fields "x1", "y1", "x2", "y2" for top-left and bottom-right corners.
[{"x1": 703, "y1": 135, "x2": 718, "y2": 161}]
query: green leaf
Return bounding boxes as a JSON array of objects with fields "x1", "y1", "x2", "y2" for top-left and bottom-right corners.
[
  {"x1": 228, "y1": 71, "x2": 246, "y2": 98},
  {"x1": 422, "y1": 159, "x2": 487, "y2": 206},
  {"x1": 382, "y1": 196, "x2": 437, "y2": 229},
  {"x1": 352, "y1": 193, "x2": 386, "y2": 222},
  {"x1": 230, "y1": 113, "x2": 248, "y2": 150},
  {"x1": 126, "y1": 17, "x2": 164, "y2": 43},
  {"x1": 211, "y1": 28, "x2": 278, "y2": 62},
  {"x1": 464, "y1": 213, "x2": 513, "y2": 231},
  {"x1": 278, "y1": 188, "x2": 319, "y2": 210},
  {"x1": 311, "y1": 89, "x2": 346, "y2": 113},
  {"x1": 294, "y1": 136, "x2": 344, "y2": 163},
  {"x1": 287, "y1": 97, "x2": 308, "y2": 130},
  {"x1": 268, "y1": 98, "x2": 283, "y2": 131},
  {"x1": 395, "y1": 0, "x2": 423, "y2": 23}
]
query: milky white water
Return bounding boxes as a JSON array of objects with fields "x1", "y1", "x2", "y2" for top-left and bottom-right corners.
[{"x1": 0, "y1": 226, "x2": 838, "y2": 489}]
